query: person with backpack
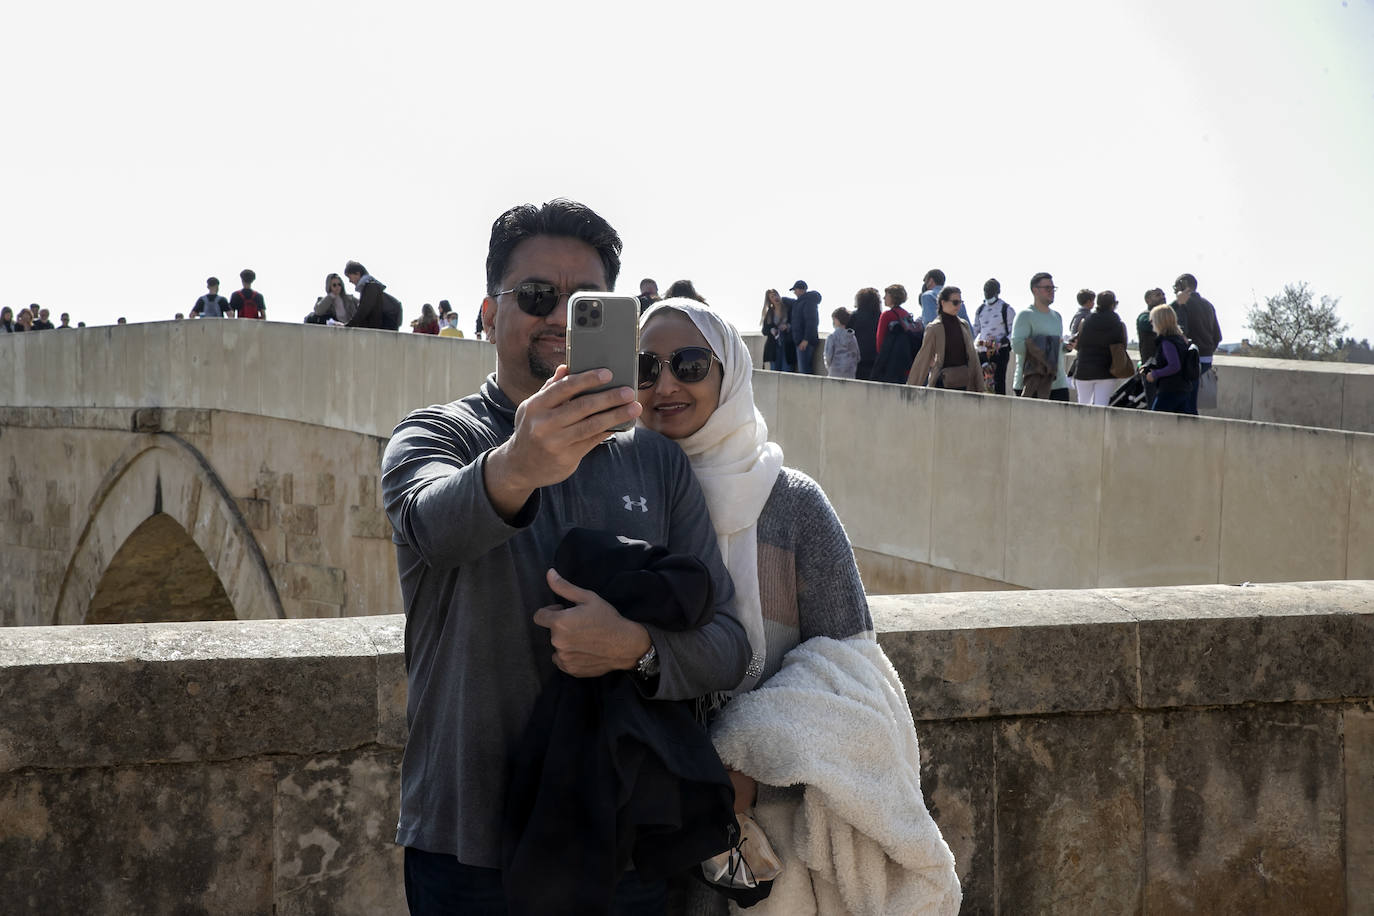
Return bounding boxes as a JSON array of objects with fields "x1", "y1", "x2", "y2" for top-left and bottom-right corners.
[
  {"x1": 344, "y1": 260, "x2": 402, "y2": 330},
  {"x1": 191, "y1": 277, "x2": 230, "y2": 318},
  {"x1": 1143, "y1": 303, "x2": 1197, "y2": 415},
  {"x1": 974, "y1": 278, "x2": 1015, "y2": 394},
  {"x1": 230, "y1": 269, "x2": 266, "y2": 319}
]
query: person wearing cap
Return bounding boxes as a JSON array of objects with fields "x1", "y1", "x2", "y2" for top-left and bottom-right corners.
[
  {"x1": 783, "y1": 280, "x2": 822, "y2": 374},
  {"x1": 191, "y1": 277, "x2": 230, "y2": 318}
]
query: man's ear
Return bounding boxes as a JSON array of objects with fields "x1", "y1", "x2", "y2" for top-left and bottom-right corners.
[{"x1": 481, "y1": 297, "x2": 496, "y2": 336}]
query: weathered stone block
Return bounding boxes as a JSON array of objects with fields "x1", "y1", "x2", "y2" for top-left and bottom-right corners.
[
  {"x1": 1343, "y1": 703, "x2": 1374, "y2": 912},
  {"x1": 354, "y1": 615, "x2": 407, "y2": 748},
  {"x1": 876, "y1": 590, "x2": 1138, "y2": 719},
  {"x1": 1138, "y1": 603, "x2": 1374, "y2": 708},
  {"x1": 916, "y1": 720, "x2": 991, "y2": 915},
  {"x1": 0, "y1": 760, "x2": 275, "y2": 914},
  {"x1": 995, "y1": 715, "x2": 1143, "y2": 913},
  {"x1": 237, "y1": 496, "x2": 271, "y2": 531},
  {"x1": 279, "y1": 504, "x2": 318, "y2": 537},
  {"x1": 286, "y1": 533, "x2": 324, "y2": 565},
  {"x1": 315, "y1": 472, "x2": 336, "y2": 506},
  {"x1": 1143, "y1": 706, "x2": 1344, "y2": 914},
  {"x1": 358, "y1": 474, "x2": 378, "y2": 508},
  {"x1": 0, "y1": 620, "x2": 380, "y2": 768},
  {"x1": 349, "y1": 505, "x2": 391, "y2": 540},
  {"x1": 273, "y1": 750, "x2": 405, "y2": 916},
  {"x1": 282, "y1": 598, "x2": 341, "y2": 619},
  {"x1": 131, "y1": 406, "x2": 163, "y2": 432},
  {"x1": 277, "y1": 563, "x2": 346, "y2": 604}
]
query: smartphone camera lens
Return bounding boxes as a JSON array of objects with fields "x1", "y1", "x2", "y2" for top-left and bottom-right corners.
[
  {"x1": 577, "y1": 301, "x2": 588, "y2": 312},
  {"x1": 576, "y1": 316, "x2": 587, "y2": 326}
]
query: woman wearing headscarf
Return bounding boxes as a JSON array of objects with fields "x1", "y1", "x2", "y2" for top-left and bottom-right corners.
[{"x1": 638, "y1": 299, "x2": 960, "y2": 916}]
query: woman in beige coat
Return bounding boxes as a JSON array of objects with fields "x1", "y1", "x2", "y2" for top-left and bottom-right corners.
[{"x1": 907, "y1": 286, "x2": 986, "y2": 392}]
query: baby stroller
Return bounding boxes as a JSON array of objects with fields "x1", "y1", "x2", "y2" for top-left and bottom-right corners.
[{"x1": 1109, "y1": 370, "x2": 1148, "y2": 409}]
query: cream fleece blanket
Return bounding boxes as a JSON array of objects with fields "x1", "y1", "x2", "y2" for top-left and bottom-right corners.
[{"x1": 710, "y1": 636, "x2": 961, "y2": 916}]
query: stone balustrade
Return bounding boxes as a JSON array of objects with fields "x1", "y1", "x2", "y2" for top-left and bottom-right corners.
[{"x1": 3, "y1": 581, "x2": 1371, "y2": 914}]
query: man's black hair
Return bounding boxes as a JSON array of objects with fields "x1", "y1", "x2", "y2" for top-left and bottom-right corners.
[
  {"x1": 345, "y1": 260, "x2": 367, "y2": 277},
  {"x1": 485, "y1": 199, "x2": 622, "y2": 296},
  {"x1": 924, "y1": 268, "x2": 946, "y2": 286},
  {"x1": 984, "y1": 278, "x2": 1000, "y2": 299},
  {"x1": 240, "y1": 269, "x2": 255, "y2": 283},
  {"x1": 1029, "y1": 271, "x2": 1053, "y2": 290},
  {"x1": 1175, "y1": 273, "x2": 1198, "y2": 291},
  {"x1": 207, "y1": 277, "x2": 219, "y2": 287}
]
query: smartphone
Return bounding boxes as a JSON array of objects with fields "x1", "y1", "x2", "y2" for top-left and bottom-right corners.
[{"x1": 565, "y1": 292, "x2": 640, "y2": 432}]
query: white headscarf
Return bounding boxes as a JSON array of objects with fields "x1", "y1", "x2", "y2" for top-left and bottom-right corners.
[{"x1": 640, "y1": 299, "x2": 784, "y2": 693}]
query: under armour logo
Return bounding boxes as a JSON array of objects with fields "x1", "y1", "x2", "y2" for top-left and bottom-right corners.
[{"x1": 623, "y1": 495, "x2": 648, "y2": 513}]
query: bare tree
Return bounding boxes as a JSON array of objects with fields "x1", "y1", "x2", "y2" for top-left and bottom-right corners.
[{"x1": 1244, "y1": 282, "x2": 1347, "y2": 360}]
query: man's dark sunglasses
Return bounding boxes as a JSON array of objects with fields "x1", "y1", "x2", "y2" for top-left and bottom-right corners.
[
  {"x1": 495, "y1": 282, "x2": 570, "y2": 317},
  {"x1": 637, "y1": 347, "x2": 720, "y2": 389}
]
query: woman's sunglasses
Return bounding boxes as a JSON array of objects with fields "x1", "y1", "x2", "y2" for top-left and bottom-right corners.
[
  {"x1": 495, "y1": 282, "x2": 568, "y2": 317},
  {"x1": 638, "y1": 347, "x2": 720, "y2": 389}
]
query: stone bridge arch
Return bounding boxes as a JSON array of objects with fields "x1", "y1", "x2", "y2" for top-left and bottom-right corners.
[{"x1": 53, "y1": 435, "x2": 284, "y2": 625}]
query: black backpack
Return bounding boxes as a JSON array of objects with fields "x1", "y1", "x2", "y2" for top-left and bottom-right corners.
[
  {"x1": 381, "y1": 292, "x2": 403, "y2": 331},
  {"x1": 872, "y1": 313, "x2": 924, "y2": 383}
]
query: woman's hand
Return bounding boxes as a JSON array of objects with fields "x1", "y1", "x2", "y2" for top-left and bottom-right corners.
[
  {"x1": 727, "y1": 769, "x2": 757, "y2": 813},
  {"x1": 1146, "y1": 371, "x2": 1156, "y2": 382}
]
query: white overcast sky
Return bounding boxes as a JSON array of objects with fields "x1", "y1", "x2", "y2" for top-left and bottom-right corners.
[{"x1": 4, "y1": 0, "x2": 1373, "y2": 345}]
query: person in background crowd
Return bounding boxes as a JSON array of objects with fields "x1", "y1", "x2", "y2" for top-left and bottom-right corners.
[
  {"x1": 636, "y1": 299, "x2": 960, "y2": 914},
  {"x1": 784, "y1": 280, "x2": 822, "y2": 374},
  {"x1": 908, "y1": 287, "x2": 985, "y2": 392},
  {"x1": 344, "y1": 260, "x2": 395, "y2": 330},
  {"x1": 918, "y1": 269, "x2": 966, "y2": 326},
  {"x1": 116, "y1": 317, "x2": 127, "y2": 325},
  {"x1": 191, "y1": 277, "x2": 230, "y2": 318},
  {"x1": 1068, "y1": 289, "x2": 1095, "y2": 339},
  {"x1": 848, "y1": 287, "x2": 881, "y2": 381},
  {"x1": 1135, "y1": 288, "x2": 1168, "y2": 404},
  {"x1": 760, "y1": 289, "x2": 792, "y2": 372},
  {"x1": 439, "y1": 299, "x2": 454, "y2": 320},
  {"x1": 974, "y1": 279, "x2": 1015, "y2": 394},
  {"x1": 412, "y1": 303, "x2": 441, "y2": 335},
  {"x1": 1011, "y1": 272, "x2": 1070, "y2": 400},
  {"x1": 14, "y1": 308, "x2": 34, "y2": 331},
  {"x1": 824, "y1": 306, "x2": 860, "y2": 379},
  {"x1": 874, "y1": 284, "x2": 911, "y2": 355},
  {"x1": 174, "y1": 313, "x2": 185, "y2": 320},
  {"x1": 637, "y1": 278, "x2": 660, "y2": 314},
  {"x1": 664, "y1": 279, "x2": 707, "y2": 304},
  {"x1": 473, "y1": 311, "x2": 483, "y2": 340},
  {"x1": 1, "y1": 306, "x2": 15, "y2": 332},
  {"x1": 1072, "y1": 290, "x2": 1129, "y2": 406},
  {"x1": 32, "y1": 307, "x2": 54, "y2": 330},
  {"x1": 438, "y1": 311, "x2": 465, "y2": 338},
  {"x1": 1174, "y1": 273, "x2": 1222, "y2": 413},
  {"x1": 314, "y1": 273, "x2": 358, "y2": 324},
  {"x1": 231, "y1": 269, "x2": 266, "y2": 319},
  {"x1": 58, "y1": 312, "x2": 73, "y2": 329},
  {"x1": 1145, "y1": 304, "x2": 1193, "y2": 414}
]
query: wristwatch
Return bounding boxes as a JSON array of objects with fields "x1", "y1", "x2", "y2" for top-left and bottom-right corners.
[{"x1": 634, "y1": 644, "x2": 659, "y2": 680}]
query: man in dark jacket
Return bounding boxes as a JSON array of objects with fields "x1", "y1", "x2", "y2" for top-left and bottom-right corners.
[
  {"x1": 784, "y1": 280, "x2": 822, "y2": 374},
  {"x1": 344, "y1": 260, "x2": 397, "y2": 330},
  {"x1": 1174, "y1": 273, "x2": 1222, "y2": 413}
]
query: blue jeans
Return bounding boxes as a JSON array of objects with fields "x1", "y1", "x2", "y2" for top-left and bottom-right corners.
[
  {"x1": 797, "y1": 341, "x2": 819, "y2": 374},
  {"x1": 404, "y1": 848, "x2": 668, "y2": 915}
]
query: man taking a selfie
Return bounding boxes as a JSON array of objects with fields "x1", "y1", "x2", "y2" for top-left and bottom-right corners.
[{"x1": 382, "y1": 198, "x2": 747, "y2": 914}]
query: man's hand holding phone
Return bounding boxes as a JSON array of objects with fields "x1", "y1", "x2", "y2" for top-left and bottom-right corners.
[{"x1": 484, "y1": 366, "x2": 640, "y2": 520}]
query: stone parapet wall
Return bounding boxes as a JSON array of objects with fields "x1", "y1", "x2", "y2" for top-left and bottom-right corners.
[{"x1": 2, "y1": 581, "x2": 1370, "y2": 913}]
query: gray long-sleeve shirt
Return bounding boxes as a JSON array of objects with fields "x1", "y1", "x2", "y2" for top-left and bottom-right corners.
[{"x1": 382, "y1": 374, "x2": 748, "y2": 865}]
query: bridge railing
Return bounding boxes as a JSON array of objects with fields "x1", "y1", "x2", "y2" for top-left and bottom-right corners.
[{"x1": 2, "y1": 581, "x2": 1370, "y2": 913}]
